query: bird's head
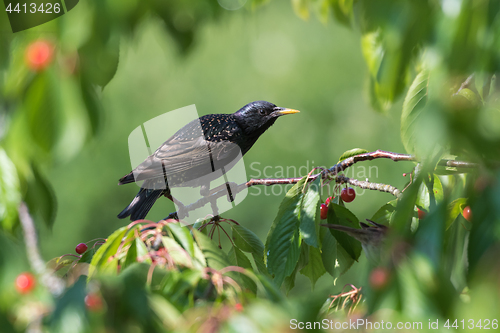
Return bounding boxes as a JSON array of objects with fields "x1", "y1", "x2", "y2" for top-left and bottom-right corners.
[{"x1": 233, "y1": 100, "x2": 300, "y2": 136}]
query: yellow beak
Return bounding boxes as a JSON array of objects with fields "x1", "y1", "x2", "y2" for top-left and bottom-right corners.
[{"x1": 275, "y1": 108, "x2": 300, "y2": 116}]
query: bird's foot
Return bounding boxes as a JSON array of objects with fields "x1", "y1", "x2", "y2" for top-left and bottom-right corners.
[
  {"x1": 209, "y1": 198, "x2": 219, "y2": 217},
  {"x1": 163, "y1": 212, "x2": 179, "y2": 221},
  {"x1": 200, "y1": 183, "x2": 210, "y2": 197}
]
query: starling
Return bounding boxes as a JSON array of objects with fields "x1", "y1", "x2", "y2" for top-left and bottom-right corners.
[{"x1": 118, "y1": 100, "x2": 299, "y2": 221}]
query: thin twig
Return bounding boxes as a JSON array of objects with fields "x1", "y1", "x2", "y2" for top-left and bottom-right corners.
[
  {"x1": 18, "y1": 202, "x2": 65, "y2": 297},
  {"x1": 335, "y1": 174, "x2": 401, "y2": 197},
  {"x1": 455, "y1": 74, "x2": 475, "y2": 95}
]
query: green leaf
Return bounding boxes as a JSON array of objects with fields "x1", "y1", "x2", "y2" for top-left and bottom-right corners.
[
  {"x1": 326, "y1": 203, "x2": 362, "y2": 261},
  {"x1": 299, "y1": 246, "x2": 326, "y2": 289},
  {"x1": 414, "y1": 202, "x2": 447, "y2": 269},
  {"x1": 315, "y1": 0, "x2": 330, "y2": 24},
  {"x1": 400, "y1": 71, "x2": 429, "y2": 156},
  {"x1": 228, "y1": 246, "x2": 257, "y2": 293},
  {"x1": 149, "y1": 295, "x2": 182, "y2": 329},
  {"x1": 158, "y1": 269, "x2": 202, "y2": 309},
  {"x1": 320, "y1": 227, "x2": 355, "y2": 279},
  {"x1": 299, "y1": 176, "x2": 321, "y2": 248},
  {"x1": 292, "y1": 0, "x2": 310, "y2": 20},
  {"x1": 228, "y1": 246, "x2": 253, "y2": 269},
  {"x1": 80, "y1": 76, "x2": 103, "y2": 136},
  {"x1": 416, "y1": 174, "x2": 444, "y2": 211},
  {"x1": 370, "y1": 200, "x2": 397, "y2": 225},
  {"x1": 265, "y1": 176, "x2": 308, "y2": 287},
  {"x1": 161, "y1": 236, "x2": 196, "y2": 268},
  {"x1": 331, "y1": 0, "x2": 353, "y2": 27},
  {"x1": 361, "y1": 30, "x2": 384, "y2": 79},
  {"x1": 0, "y1": 148, "x2": 21, "y2": 231},
  {"x1": 24, "y1": 72, "x2": 60, "y2": 154},
  {"x1": 192, "y1": 229, "x2": 231, "y2": 270},
  {"x1": 47, "y1": 256, "x2": 78, "y2": 272},
  {"x1": 78, "y1": 245, "x2": 98, "y2": 264},
  {"x1": 178, "y1": 226, "x2": 206, "y2": 268},
  {"x1": 3, "y1": 38, "x2": 30, "y2": 98},
  {"x1": 445, "y1": 198, "x2": 468, "y2": 229},
  {"x1": 231, "y1": 224, "x2": 267, "y2": 275},
  {"x1": 391, "y1": 172, "x2": 424, "y2": 236},
  {"x1": 24, "y1": 164, "x2": 57, "y2": 229},
  {"x1": 362, "y1": 30, "x2": 392, "y2": 113},
  {"x1": 255, "y1": 274, "x2": 284, "y2": 303},
  {"x1": 232, "y1": 224, "x2": 264, "y2": 253},
  {"x1": 49, "y1": 276, "x2": 87, "y2": 330},
  {"x1": 283, "y1": 241, "x2": 309, "y2": 293},
  {"x1": 89, "y1": 226, "x2": 128, "y2": 277},
  {"x1": 78, "y1": 35, "x2": 120, "y2": 88},
  {"x1": 338, "y1": 148, "x2": 369, "y2": 162},
  {"x1": 166, "y1": 223, "x2": 197, "y2": 259},
  {"x1": 368, "y1": 76, "x2": 392, "y2": 113},
  {"x1": 123, "y1": 238, "x2": 150, "y2": 270}
]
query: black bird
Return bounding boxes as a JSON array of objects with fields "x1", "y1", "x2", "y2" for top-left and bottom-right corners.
[{"x1": 118, "y1": 101, "x2": 300, "y2": 221}]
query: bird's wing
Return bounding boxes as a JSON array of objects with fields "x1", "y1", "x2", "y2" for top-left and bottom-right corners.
[{"x1": 131, "y1": 137, "x2": 243, "y2": 181}]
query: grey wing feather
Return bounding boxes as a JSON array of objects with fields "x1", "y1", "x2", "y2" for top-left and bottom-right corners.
[{"x1": 130, "y1": 138, "x2": 242, "y2": 182}]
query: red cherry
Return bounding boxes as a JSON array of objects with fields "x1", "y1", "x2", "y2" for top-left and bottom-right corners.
[
  {"x1": 76, "y1": 243, "x2": 88, "y2": 254},
  {"x1": 462, "y1": 206, "x2": 472, "y2": 222},
  {"x1": 235, "y1": 303, "x2": 243, "y2": 312},
  {"x1": 325, "y1": 196, "x2": 334, "y2": 206},
  {"x1": 85, "y1": 293, "x2": 103, "y2": 312},
  {"x1": 320, "y1": 203, "x2": 328, "y2": 220},
  {"x1": 417, "y1": 208, "x2": 426, "y2": 219},
  {"x1": 16, "y1": 272, "x2": 36, "y2": 294},
  {"x1": 369, "y1": 267, "x2": 390, "y2": 290},
  {"x1": 341, "y1": 187, "x2": 356, "y2": 203},
  {"x1": 25, "y1": 40, "x2": 54, "y2": 71}
]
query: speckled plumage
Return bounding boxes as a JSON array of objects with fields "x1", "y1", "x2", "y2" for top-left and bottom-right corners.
[{"x1": 117, "y1": 101, "x2": 299, "y2": 221}]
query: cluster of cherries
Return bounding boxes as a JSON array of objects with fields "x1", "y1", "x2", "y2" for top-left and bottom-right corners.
[
  {"x1": 75, "y1": 243, "x2": 104, "y2": 311},
  {"x1": 320, "y1": 187, "x2": 356, "y2": 219},
  {"x1": 369, "y1": 205, "x2": 472, "y2": 291},
  {"x1": 15, "y1": 241, "x2": 103, "y2": 311}
]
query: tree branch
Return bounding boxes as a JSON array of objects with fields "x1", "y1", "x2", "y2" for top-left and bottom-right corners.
[
  {"x1": 334, "y1": 174, "x2": 401, "y2": 197},
  {"x1": 454, "y1": 74, "x2": 476, "y2": 95},
  {"x1": 168, "y1": 150, "x2": 478, "y2": 220}
]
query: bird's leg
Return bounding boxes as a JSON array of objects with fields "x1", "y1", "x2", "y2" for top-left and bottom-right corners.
[
  {"x1": 210, "y1": 197, "x2": 220, "y2": 217},
  {"x1": 224, "y1": 182, "x2": 238, "y2": 202},
  {"x1": 163, "y1": 191, "x2": 187, "y2": 220},
  {"x1": 163, "y1": 212, "x2": 179, "y2": 221},
  {"x1": 198, "y1": 181, "x2": 222, "y2": 218}
]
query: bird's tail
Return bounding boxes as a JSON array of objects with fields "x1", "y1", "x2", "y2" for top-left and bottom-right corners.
[
  {"x1": 118, "y1": 172, "x2": 136, "y2": 185},
  {"x1": 117, "y1": 187, "x2": 164, "y2": 221}
]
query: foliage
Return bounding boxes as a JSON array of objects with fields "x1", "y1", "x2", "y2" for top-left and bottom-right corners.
[{"x1": 1, "y1": 0, "x2": 500, "y2": 332}]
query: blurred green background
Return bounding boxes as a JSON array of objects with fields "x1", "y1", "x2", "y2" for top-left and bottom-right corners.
[
  {"x1": 33, "y1": 0, "x2": 407, "y2": 292},
  {"x1": 2, "y1": 0, "x2": 500, "y2": 331}
]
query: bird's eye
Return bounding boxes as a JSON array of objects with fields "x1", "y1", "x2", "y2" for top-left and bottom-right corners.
[{"x1": 259, "y1": 109, "x2": 266, "y2": 115}]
